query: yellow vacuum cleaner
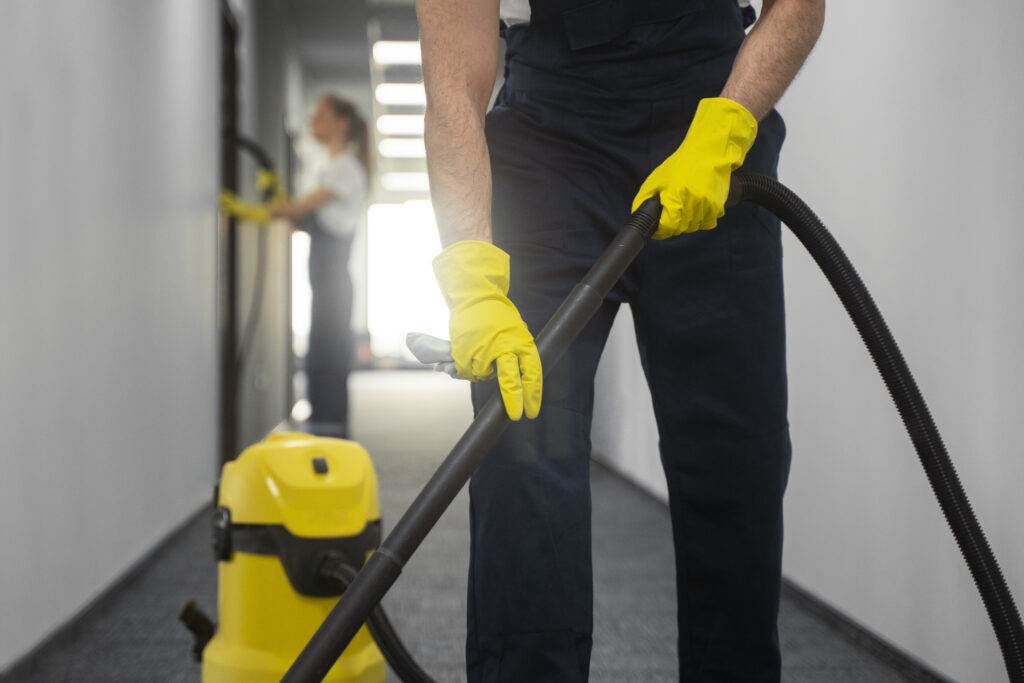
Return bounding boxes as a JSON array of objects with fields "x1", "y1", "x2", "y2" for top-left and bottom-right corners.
[
  {"x1": 181, "y1": 432, "x2": 433, "y2": 682},
  {"x1": 184, "y1": 432, "x2": 384, "y2": 682}
]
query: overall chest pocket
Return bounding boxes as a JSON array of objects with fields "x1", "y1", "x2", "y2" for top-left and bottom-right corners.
[{"x1": 561, "y1": 0, "x2": 709, "y2": 52}]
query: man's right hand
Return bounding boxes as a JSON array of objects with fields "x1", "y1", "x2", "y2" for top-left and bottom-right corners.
[{"x1": 433, "y1": 240, "x2": 542, "y2": 421}]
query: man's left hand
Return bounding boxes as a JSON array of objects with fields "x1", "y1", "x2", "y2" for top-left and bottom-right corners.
[{"x1": 631, "y1": 97, "x2": 758, "y2": 239}]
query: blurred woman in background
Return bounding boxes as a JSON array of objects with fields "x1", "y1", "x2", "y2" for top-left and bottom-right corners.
[{"x1": 271, "y1": 94, "x2": 370, "y2": 438}]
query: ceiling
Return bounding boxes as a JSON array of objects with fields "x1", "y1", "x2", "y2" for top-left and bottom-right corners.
[
  {"x1": 283, "y1": 0, "x2": 425, "y2": 198},
  {"x1": 286, "y1": 0, "x2": 373, "y2": 80}
]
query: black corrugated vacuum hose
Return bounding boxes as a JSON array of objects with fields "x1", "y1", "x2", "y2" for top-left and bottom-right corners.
[
  {"x1": 729, "y1": 173, "x2": 1024, "y2": 682},
  {"x1": 319, "y1": 558, "x2": 435, "y2": 683}
]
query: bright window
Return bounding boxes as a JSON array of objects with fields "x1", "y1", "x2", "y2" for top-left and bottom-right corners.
[{"x1": 366, "y1": 201, "x2": 448, "y2": 360}]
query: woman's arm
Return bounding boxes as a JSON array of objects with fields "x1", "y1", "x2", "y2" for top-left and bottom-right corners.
[{"x1": 270, "y1": 187, "x2": 336, "y2": 221}]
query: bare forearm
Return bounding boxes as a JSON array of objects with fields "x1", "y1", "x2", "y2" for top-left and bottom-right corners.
[
  {"x1": 424, "y1": 102, "x2": 493, "y2": 246},
  {"x1": 721, "y1": 0, "x2": 825, "y2": 120},
  {"x1": 418, "y1": 0, "x2": 499, "y2": 247}
]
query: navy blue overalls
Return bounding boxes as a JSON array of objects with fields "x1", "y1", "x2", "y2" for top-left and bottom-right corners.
[{"x1": 468, "y1": 1, "x2": 791, "y2": 681}]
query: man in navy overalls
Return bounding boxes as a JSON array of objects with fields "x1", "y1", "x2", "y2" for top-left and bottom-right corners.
[{"x1": 419, "y1": 1, "x2": 825, "y2": 680}]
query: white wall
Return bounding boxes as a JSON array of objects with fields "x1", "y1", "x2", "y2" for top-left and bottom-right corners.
[
  {"x1": 0, "y1": 1, "x2": 220, "y2": 671},
  {"x1": 592, "y1": 309, "x2": 667, "y2": 499},
  {"x1": 592, "y1": 2, "x2": 1024, "y2": 680}
]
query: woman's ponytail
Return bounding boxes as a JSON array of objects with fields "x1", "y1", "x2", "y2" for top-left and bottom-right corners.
[{"x1": 323, "y1": 94, "x2": 373, "y2": 180}]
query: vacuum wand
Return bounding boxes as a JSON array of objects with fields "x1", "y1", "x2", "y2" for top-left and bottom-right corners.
[{"x1": 282, "y1": 197, "x2": 663, "y2": 683}]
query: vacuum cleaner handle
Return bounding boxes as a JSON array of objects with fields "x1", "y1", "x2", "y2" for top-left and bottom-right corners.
[{"x1": 282, "y1": 197, "x2": 662, "y2": 683}]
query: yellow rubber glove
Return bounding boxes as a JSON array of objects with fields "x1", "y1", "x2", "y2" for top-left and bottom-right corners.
[
  {"x1": 219, "y1": 190, "x2": 271, "y2": 224},
  {"x1": 433, "y1": 240, "x2": 542, "y2": 421},
  {"x1": 632, "y1": 97, "x2": 758, "y2": 239}
]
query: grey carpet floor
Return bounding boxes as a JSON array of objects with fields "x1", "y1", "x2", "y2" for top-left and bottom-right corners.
[{"x1": 4, "y1": 371, "x2": 942, "y2": 682}]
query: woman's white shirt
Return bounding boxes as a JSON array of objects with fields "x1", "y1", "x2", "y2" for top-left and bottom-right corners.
[{"x1": 314, "y1": 151, "x2": 367, "y2": 238}]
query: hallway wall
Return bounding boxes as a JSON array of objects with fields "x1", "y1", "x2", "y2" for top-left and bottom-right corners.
[
  {"x1": 0, "y1": 1, "x2": 220, "y2": 670},
  {"x1": 592, "y1": 2, "x2": 1024, "y2": 680}
]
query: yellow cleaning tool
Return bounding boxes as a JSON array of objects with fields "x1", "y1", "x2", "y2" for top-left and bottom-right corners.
[{"x1": 256, "y1": 169, "x2": 287, "y2": 203}]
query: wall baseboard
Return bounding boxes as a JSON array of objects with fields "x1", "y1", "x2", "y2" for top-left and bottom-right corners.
[
  {"x1": 0, "y1": 503, "x2": 210, "y2": 680},
  {"x1": 780, "y1": 577, "x2": 954, "y2": 682}
]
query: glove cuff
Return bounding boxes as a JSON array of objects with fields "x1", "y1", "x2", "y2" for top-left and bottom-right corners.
[
  {"x1": 695, "y1": 97, "x2": 759, "y2": 167},
  {"x1": 432, "y1": 240, "x2": 511, "y2": 310}
]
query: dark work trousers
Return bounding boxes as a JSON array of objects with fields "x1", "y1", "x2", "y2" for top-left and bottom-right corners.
[
  {"x1": 304, "y1": 216, "x2": 353, "y2": 436},
  {"x1": 466, "y1": 4, "x2": 791, "y2": 682}
]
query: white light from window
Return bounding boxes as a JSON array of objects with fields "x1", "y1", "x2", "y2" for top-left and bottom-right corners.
[
  {"x1": 372, "y1": 40, "x2": 422, "y2": 65},
  {"x1": 381, "y1": 172, "x2": 430, "y2": 193},
  {"x1": 367, "y1": 202, "x2": 447, "y2": 360},
  {"x1": 291, "y1": 230, "x2": 312, "y2": 358},
  {"x1": 376, "y1": 114, "x2": 424, "y2": 136},
  {"x1": 378, "y1": 137, "x2": 426, "y2": 158},
  {"x1": 374, "y1": 83, "x2": 426, "y2": 106}
]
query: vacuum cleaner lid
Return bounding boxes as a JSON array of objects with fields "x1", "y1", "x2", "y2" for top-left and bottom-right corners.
[{"x1": 218, "y1": 432, "x2": 380, "y2": 538}]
